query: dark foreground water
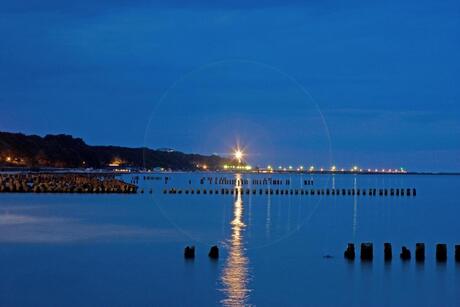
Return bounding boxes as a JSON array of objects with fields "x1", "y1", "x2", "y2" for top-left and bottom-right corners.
[{"x1": 1, "y1": 173, "x2": 459, "y2": 306}]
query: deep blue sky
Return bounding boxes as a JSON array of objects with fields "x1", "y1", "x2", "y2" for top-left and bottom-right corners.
[{"x1": 1, "y1": 0, "x2": 459, "y2": 171}]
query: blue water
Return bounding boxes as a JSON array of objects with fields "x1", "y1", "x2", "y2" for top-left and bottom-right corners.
[{"x1": 1, "y1": 173, "x2": 459, "y2": 306}]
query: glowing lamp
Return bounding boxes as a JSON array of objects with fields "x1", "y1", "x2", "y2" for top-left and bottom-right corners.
[{"x1": 234, "y1": 149, "x2": 244, "y2": 163}]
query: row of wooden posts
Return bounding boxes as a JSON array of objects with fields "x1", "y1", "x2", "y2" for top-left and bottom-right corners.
[
  {"x1": 160, "y1": 187, "x2": 416, "y2": 197},
  {"x1": 184, "y1": 245, "x2": 219, "y2": 259},
  {"x1": 344, "y1": 243, "x2": 460, "y2": 262},
  {"x1": 199, "y1": 177, "x2": 314, "y2": 186}
]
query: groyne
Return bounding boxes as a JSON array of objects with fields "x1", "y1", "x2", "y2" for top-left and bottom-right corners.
[{"x1": 161, "y1": 187, "x2": 416, "y2": 197}]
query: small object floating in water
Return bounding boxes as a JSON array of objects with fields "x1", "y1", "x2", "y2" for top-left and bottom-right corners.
[
  {"x1": 384, "y1": 243, "x2": 392, "y2": 261},
  {"x1": 184, "y1": 246, "x2": 195, "y2": 259},
  {"x1": 455, "y1": 245, "x2": 460, "y2": 262},
  {"x1": 323, "y1": 254, "x2": 333, "y2": 259},
  {"x1": 400, "y1": 246, "x2": 411, "y2": 260},
  {"x1": 208, "y1": 245, "x2": 219, "y2": 259},
  {"x1": 360, "y1": 243, "x2": 373, "y2": 261},
  {"x1": 436, "y1": 244, "x2": 447, "y2": 262},
  {"x1": 415, "y1": 243, "x2": 425, "y2": 262},
  {"x1": 344, "y1": 243, "x2": 355, "y2": 260}
]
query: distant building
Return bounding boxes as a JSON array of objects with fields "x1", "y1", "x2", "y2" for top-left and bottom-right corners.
[{"x1": 157, "y1": 148, "x2": 176, "y2": 153}]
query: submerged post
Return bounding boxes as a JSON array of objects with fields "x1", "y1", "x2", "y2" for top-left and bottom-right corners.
[
  {"x1": 436, "y1": 244, "x2": 447, "y2": 262},
  {"x1": 384, "y1": 243, "x2": 392, "y2": 261},
  {"x1": 208, "y1": 245, "x2": 219, "y2": 259},
  {"x1": 184, "y1": 246, "x2": 195, "y2": 259},
  {"x1": 360, "y1": 243, "x2": 373, "y2": 261},
  {"x1": 344, "y1": 243, "x2": 355, "y2": 260},
  {"x1": 400, "y1": 246, "x2": 411, "y2": 260},
  {"x1": 455, "y1": 245, "x2": 460, "y2": 262},
  {"x1": 415, "y1": 243, "x2": 425, "y2": 262}
]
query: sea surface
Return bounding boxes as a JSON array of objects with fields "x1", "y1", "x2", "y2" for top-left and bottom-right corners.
[{"x1": 1, "y1": 172, "x2": 459, "y2": 306}]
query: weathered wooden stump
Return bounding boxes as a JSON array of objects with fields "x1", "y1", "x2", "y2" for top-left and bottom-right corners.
[
  {"x1": 208, "y1": 245, "x2": 219, "y2": 259},
  {"x1": 415, "y1": 243, "x2": 425, "y2": 261},
  {"x1": 360, "y1": 243, "x2": 373, "y2": 261},
  {"x1": 344, "y1": 243, "x2": 355, "y2": 260},
  {"x1": 436, "y1": 244, "x2": 447, "y2": 262},
  {"x1": 384, "y1": 243, "x2": 392, "y2": 261},
  {"x1": 184, "y1": 246, "x2": 195, "y2": 259},
  {"x1": 400, "y1": 246, "x2": 411, "y2": 260}
]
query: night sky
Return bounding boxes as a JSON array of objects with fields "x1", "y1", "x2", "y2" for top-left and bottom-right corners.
[{"x1": 1, "y1": 0, "x2": 459, "y2": 171}]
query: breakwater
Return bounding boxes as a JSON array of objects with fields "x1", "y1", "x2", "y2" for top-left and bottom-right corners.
[
  {"x1": 149, "y1": 175, "x2": 416, "y2": 197},
  {"x1": 0, "y1": 173, "x2": 137, "y2": 193},
  {"x1": 162, "y1": 187, "x2": 416, "y2": 197}
]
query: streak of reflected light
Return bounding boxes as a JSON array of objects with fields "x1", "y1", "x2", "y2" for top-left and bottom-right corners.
[{"x1": 220, "y1": 174, "x2": 252, "y2": 306}]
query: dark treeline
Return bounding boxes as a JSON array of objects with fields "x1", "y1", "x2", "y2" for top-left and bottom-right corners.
[{"x1": 0, "y1": 131, "x2": 232, "y2": 170}]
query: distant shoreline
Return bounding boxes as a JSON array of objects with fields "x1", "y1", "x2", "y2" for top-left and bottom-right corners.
[{"x1": 0, "y1": 167, "x2": 459, "y2": 176}]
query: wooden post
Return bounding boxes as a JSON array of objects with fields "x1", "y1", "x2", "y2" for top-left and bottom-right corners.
[
  {"x1": 415, "y1": 243, "x2": 425, "y2": 261},
  {"x1": 384, "y1": 243, "x2": 392, "y2": 261},
  {"x1": 344, "y1": 243, "x2": 355, "y2": 260},
  {"x1": 400, "y1": 246, "x2": 411, "y2": 260},
  {"x1": 436, "y1": 244, "x2": 447, "y2": 262},
  {"x1": 360, "y1": 243, "x2": 373, "y2": 261},
  {"x1": 184, "y1": 246, "x2": 195, "y2": 259}
]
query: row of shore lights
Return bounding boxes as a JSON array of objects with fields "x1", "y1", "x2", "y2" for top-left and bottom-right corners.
[
  {"x1": 264, "y1": 165, "x2": 406, "y2": 173},
  {"x1": 221, "y1": 164, "x2": 406, "y2": 174},
  {"x1": 224, "y1": 149, "x2": 407, "y2": 173}
]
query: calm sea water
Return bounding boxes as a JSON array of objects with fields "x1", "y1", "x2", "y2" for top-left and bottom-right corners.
[{"x1": 1, "y1": 173, "x2": 459, "y2": 306}]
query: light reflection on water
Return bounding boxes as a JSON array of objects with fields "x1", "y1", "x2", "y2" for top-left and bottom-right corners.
[{"x1": 220, "y1": 174, "x2": 252, "y2": 306}]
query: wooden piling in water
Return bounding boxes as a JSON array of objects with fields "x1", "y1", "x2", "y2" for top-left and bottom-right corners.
[
  {"x1": 344, "y1": 243, "x2": 355, "y2": 260},
  {"x1": 415, "y1": 243, "x2": 425, "y2": 261},
  {"x1": 360, "y1": 243, "x2": 373, "y2": 261},
  {"x1": 384, "y1": 243, "x2": 392, "y2": 261},
  {"x1": 436, "y1": 244, "x2": 447, "y2": 262},
  {"x1": 208, "y1": 245, "x2": 219, "y2": 259},
  {"x1": 184, "y1": 246, "x2": 195, "y2": 259},
  {"x1": 400, "y1": 246, "x2": 411, "y2": 260}
]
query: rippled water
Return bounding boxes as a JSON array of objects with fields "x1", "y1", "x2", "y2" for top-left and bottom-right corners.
[{"x1": 1, "y1": 173, "x2": 459, "y2": 306}]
